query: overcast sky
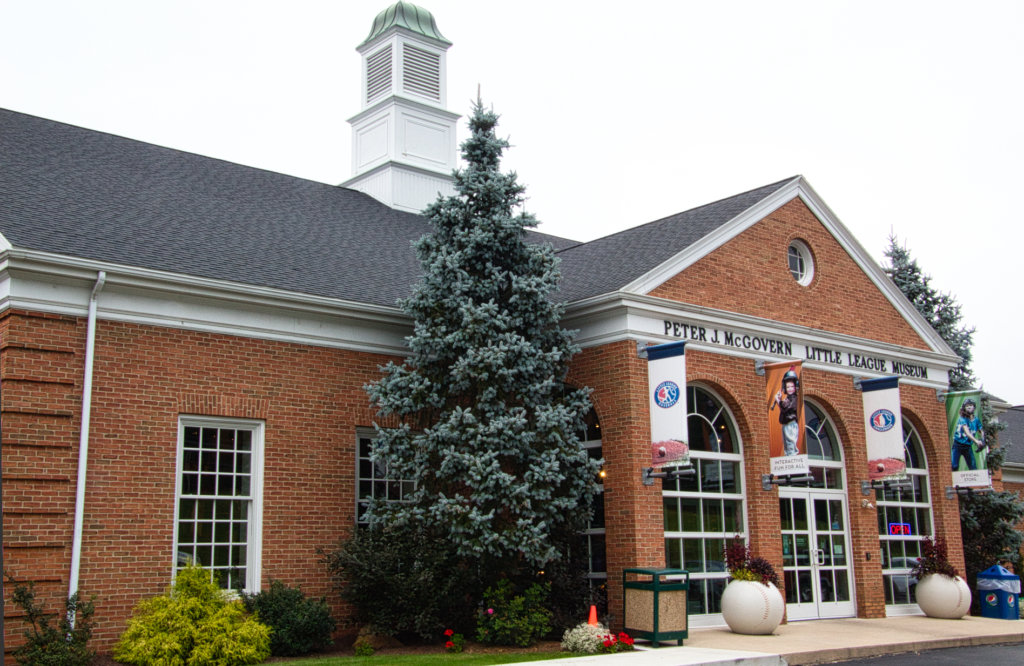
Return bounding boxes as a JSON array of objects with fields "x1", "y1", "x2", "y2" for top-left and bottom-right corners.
[{"x1": 2, "y1": 1, "x2": 1021, "y2": 405}]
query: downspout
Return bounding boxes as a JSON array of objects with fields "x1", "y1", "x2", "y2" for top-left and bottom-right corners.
[{"x1": 68, "y1": 270, "x2": 106, "y2": 609}]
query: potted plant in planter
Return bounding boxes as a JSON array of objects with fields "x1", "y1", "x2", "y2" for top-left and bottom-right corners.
[
  {"x1": 909, "y1": 536, "x2": 971, "y2": 619},
  {"x1": 720, "y1": 539, "x2": 785, "y2": 634}
]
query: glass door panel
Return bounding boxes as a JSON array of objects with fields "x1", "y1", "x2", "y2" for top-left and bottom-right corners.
[{"x1": 780, "y1": 490, "x2": 855, "y2": 619}]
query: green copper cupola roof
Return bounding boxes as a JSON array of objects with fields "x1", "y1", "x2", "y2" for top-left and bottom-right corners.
[{"x1": 361, "y1": 2, "x2": 451, "y2": 47}]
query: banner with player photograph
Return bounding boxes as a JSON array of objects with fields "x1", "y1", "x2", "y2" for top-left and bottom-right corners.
[
  {"x1": 765, "y1": 360, "x2": 808, "y2": 475},
  {"x1": 647, "y1": 341, "x2": 689, "y2": 468},
  {"x1": 946, "y1": 390, "x2": 990, "y2": 487},
  {"x1": 861, "y1": 376, "x2": 906, "y2": 481}
]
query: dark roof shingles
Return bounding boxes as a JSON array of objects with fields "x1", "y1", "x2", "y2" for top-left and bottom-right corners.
[
  {"x1": 999, "y1": 406, "x2": 1024, "y2": 465},
  {"x1": 554, "y1": 178, "x2": 796, "y2": 302},
  {"x1": 2, "y1": 109, "x2": 789, "y2": 309}
]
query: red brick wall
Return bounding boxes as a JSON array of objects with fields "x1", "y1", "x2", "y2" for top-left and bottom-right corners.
[
  {"x1": 2, "y1": 310, "x2": 83, "y2": 658},
  {"x1": 2, "y1": 310, "x2": 396, "y2": 655},
  {"x1": 675, "y1": 350, "x2": 952, "y2": 619},
  {"x1": 649, "y1": 198, "x2": 929, "y2": 351},
  {"x1": 2, "y1": 196, "x2": 960, "y2": 655},
  {"x1": 567, "y1": 340, "x2": 665, "y2": 625},
  {"x1": 568, "y1": 339, "x2": 960, "y2": 626},
  {"x1": 560, "y1": 199, "x2": 954, "y2": 625}
]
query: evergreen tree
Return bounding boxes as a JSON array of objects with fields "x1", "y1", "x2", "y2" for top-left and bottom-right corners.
[
  {"x1": 365, "y1": 100, "x2": 600, "y2": 569},
  {"x1": 883, "y1": 236, "x2": 975, "y2": 390},
  {"x1": 883, "y1": 235, "x2": 1023, "y2": 606}
]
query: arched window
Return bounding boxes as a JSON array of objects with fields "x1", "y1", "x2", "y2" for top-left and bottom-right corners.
[
  {"x1": 804, "y1": 400, "x2": 845, "y2": 489},
  {"x1": 877, "y1": 418, "x2": 933, "y2": 610},
  {"x1": 663, "y1": 386, "x2": 744, "y2": 621},
  {"x1": 579, "y1": 408, "x2": 607, "y2": 614}
]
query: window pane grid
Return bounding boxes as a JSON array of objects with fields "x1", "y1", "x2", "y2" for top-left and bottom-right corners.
[
  {"x1": 877, "y1": 420, "x2": 933, "y2": 606},
  {"x1": 356, "y1": 435, "x2": 416, "y2": 524},
  {"x1": 664, "y1": 387, "x2": 743, "y2": 615},
  {"x1": 177, "y1": 424, "x2": 257, "y2": 592}
]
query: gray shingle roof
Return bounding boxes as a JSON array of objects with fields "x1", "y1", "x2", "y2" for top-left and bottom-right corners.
[
  {"x1": 998, "y1": 406, "x2": 1024, "y2": 465},
  {"x1": 1, "y1": 108, "x2": 790, "y2": 308},
  {"x1": 554, "y1": 178, "x2": 796, "y2": 302}
]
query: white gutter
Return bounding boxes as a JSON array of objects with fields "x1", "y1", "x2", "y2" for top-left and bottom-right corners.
[{"x1": 68, "y1": 271, "x2": 106, "y2": 606}]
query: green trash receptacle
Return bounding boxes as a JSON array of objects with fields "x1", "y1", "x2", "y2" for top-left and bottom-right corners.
[{"x1": 622, "y1": 567, "x2": 689, "y2": 646}]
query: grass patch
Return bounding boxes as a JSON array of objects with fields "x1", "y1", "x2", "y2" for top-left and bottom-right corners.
[{"x1": 272, "y1": 652, "x2": 574, "y2": 665}]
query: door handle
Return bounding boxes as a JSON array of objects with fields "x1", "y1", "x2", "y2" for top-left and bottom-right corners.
[{"x1": 816, "y1": 548, "x2": 825, "y2": 566}]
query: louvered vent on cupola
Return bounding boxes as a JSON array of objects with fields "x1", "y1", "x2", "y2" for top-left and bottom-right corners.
[
  {"x1": 366, "y1": 45, "x2": 393, "y2": 104},
  {"x1": 402, "y1": 43, "x2": 440, "y2": 101}
]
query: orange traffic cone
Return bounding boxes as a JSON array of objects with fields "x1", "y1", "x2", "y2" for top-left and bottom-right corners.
[{"x1": 587, "y1": 604, "x2": 598, "y2": 626}]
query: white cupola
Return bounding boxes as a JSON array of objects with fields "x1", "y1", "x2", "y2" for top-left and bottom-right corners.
[{"x1": 341, "y1": 2, "x2": 459, "y2": 213}]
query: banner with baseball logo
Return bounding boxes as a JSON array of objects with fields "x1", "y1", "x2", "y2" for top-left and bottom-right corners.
[
  {"x1": 946, "y1": 390, "x2": 990, "y2": 488},
  {"x1": 647, "y1": 341, "x2": 689, "y2": 468},
  {"x1": 765, "y1": 360, "x2": 808, "y2": 476},
  {"x1": 860, "y1": 376, "x2": 906, "y2": 482}
]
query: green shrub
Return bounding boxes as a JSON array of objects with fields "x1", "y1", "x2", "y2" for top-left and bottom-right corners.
[
  {"x1": 535, "y1": 530, "x2": 595, "y2": 634},
  {"x1": 559, "y1": 622, "x2": 607, "y2": 654},
  {"x1": 476, "y1": 580, "x2": 552, "y2": 647},
  {"x1": 322, "y1": 524, "x2": 480, "y2": 639},
  {"x1": 6, "y1": 575, "x2": 95, "y2": 666},
  {"x1": 113, "y1": 564, "x2": 270, "y2": 665},
  {"x1": 242, "y1": 579, "x2": 335, "y2": 656},
  {"x1": 352, "y1": 637, "x2": 375, "y2": 656}
]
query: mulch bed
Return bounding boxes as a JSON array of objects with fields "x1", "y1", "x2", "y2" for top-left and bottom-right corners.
[{"x1": 91, "y1": 640, "x2": 564, "y2": 664}]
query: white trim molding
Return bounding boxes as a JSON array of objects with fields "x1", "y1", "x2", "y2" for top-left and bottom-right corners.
[
  {"x1": 2, "y1": 249, "x2": 412, "y2": 356},
  {"x1": 565, "y1": 291, "x2": 958, "y2": 390}
]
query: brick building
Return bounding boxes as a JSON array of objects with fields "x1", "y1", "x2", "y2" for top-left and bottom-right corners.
[
  {"x1": 2, "y1": 1, "x2": 968, "y2": 658},
  {"x1": 998, "y1": 406, "x2": 1024, "y2": 562}
]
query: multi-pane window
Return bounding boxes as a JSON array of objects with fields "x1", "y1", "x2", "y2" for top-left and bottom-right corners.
[
  {"x1": 579, "y1": 408, "x2": 607, "y2": 613},
  {"x1": 175, "y1": 418, "x2": 262, "y2": 592},
  {"x1": 805, "y1": 401, "x2": 845, "y2": 489},
  {"x1": 877, "y1": 419, "x2": 932, "y2": 608},
  {"x1": 663, "y1": 386, "x2": 744, "y2": 619},
  {"x1": 356, "y1": 432, "x2": 415, "y2": 526}
]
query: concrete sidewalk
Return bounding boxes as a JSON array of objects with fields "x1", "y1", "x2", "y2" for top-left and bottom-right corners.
[{"x1": 552, "y1": 615, "x2": 1024, "y2": 665}]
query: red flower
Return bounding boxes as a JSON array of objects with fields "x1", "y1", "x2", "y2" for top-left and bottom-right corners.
[
  {"x1": 444, "y1": 629, "x2": 454, "y2": 637},
  {"x1": 445, "y1": 641, "x2": 454, "y2": 649},
  {"x1": 603, "y1": 638, "x2": 614, "y2": 647}
]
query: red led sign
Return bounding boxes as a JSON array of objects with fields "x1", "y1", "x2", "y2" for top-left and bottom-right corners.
[{"x1": 888, "y1": 522, "x2": 912, "y2": 536}]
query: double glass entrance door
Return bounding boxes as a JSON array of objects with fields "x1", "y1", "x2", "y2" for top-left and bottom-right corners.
[{"x1": 779, "y1": 491, "x2": 855, "y2": 619}]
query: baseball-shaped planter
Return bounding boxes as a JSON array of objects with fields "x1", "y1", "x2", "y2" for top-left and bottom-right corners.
[
  {"x1": 720, "y1": 580, "x2": 785, "y2": 634},
  {"x1": 915, "y1": 574, "x2": 971, "y2": 619}
]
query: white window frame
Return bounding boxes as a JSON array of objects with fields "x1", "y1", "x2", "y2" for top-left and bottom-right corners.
[
  {"x1": 173, "y1": 415, "x2": 264, "y2": 593},
  {"x1": 805, "y1": 399, "x2": 846, "y2": 489},
  {"x1": 356, "y1": 429, "x2": 416, "y2": 526},
  {"x1": 663, "y1": 384, "x2": 746, "y2": 626},
  {"x1": 879, "y1": 418, "x2": 934, "y2": 615},
  {"x1": 788, "y1": 239, "x2": 815, "y2": 286},
  {"x1": 581, "y1": 437, "x2": 606, "y2": 583}
]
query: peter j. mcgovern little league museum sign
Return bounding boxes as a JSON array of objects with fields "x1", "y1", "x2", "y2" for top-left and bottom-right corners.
[{"x1": 656, "y1": 316, "x2": 942, "y2": 383}]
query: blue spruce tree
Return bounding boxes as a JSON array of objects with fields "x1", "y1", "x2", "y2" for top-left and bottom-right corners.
[
  {"x1": 883, "y1": 235, "x2": 1023, "y2": 606},
  {"x1": 365, "y1": 100, "x2": 600, "y2": 568},
  {"x1": 883, "y1": 236, "x2": 975, "y2": 391}
]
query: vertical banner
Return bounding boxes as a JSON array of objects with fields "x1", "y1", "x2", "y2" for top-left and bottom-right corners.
[
  {"x1": 647, "y1": 341, "x2": 689, "y2": 468},
  {"x1": 946, "y1": 390, "x2": 990, "y2": 487},
  {"x1": 765, "y1": 361, "x2": 808, "y2": 475},
  {"x1": 861, "y1": 376, "x2": 906, "y2": 481}
]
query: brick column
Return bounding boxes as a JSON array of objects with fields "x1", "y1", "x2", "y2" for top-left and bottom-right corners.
[{"x1": 570, "y1": 341, "x2": 665, "y2": 628}]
